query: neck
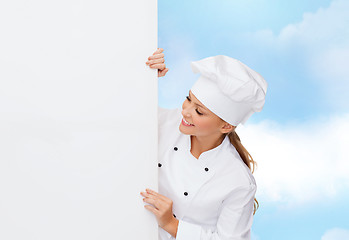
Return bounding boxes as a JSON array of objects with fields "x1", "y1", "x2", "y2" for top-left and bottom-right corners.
[{"x1": 190, "y1": 133, "x2": 225, "y2": 159}]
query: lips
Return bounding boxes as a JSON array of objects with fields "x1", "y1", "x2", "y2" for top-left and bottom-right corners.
[{"x1": 182, "y1": 118, "x2": 194, "y2": 126}]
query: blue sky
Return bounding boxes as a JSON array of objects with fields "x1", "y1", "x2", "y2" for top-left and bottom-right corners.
[{"x1": 158, "y1": 0, "x2": 349, "y2": 239}]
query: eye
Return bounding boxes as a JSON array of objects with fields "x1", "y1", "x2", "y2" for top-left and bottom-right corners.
[
  {"x1": 186, "y1": 95, "x2": 203, "y2": 115},
  {"x1": 196, "y1": 109, "x2": 203, "y2": 115}
]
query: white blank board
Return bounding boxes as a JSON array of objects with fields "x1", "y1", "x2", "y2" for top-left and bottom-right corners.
[{"x1": 0, "y1": 1, "x2": 158, "y2": 239}]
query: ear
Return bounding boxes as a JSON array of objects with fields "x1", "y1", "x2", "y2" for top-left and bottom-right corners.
[{"x1": 220, "y1": 123, "x2": 235, "y2": 134}]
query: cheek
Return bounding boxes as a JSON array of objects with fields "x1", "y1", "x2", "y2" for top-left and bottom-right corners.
[{"x1": 194, "y1": 118, "x2": 215, "y2": 130}]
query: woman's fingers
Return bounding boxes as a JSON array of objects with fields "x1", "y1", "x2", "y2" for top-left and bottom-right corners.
[
  {"x1": 144, "y1": 204, "x2": 159, "y2": 216},
  {"x1": 141, "y1": 189, "x2": 166, "y2": 203},
  {"x1": 148, "y1": 48, "x2": 164, "y2": 60},
  {"x1": 149, "y1": 48, "x2": 163, "y2": 58},
  {"x1": 158, "y1": 68, "x2": 169, "y2": 77},
  {"x1": 141, "y1": 191, "x2": 164, "y2": 210},
  {"x1": 140, "y1": 189, "x2": 175, "y2": 229},
  {"x1": 154, "y1": 48, "x2": 164, "y2": 54},
  {"x1": 147, "y1": 57, "x2": 165, "y2": 65},
  {"x1": 143, "y1": 196, "x2": 161, "y2": 210},
  {"x1": 149, "y1": 63, "x2": 166, "y2": 70},
  {"x1": 148, "y1": 52, "x2": 164, "y2": 60},
  {"x1": 146, "y1": 189, "x2": 172, "y2": 203},
  {"x1": 145, "y1": 48, "x2": 168, "y2": 77}
]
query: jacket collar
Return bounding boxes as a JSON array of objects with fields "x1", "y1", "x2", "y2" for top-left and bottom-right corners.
[{"x1": 185, "y1": 133, "x2": 230, "y2": 168}]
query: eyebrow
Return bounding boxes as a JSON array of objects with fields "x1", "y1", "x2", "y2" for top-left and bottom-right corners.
[{"x1": 188, "y1": 91, "x2": 207, "y2": 110}]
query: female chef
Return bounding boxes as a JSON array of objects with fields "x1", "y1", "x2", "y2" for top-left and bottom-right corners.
[{"x1": 140, "y1": 48, "x2": 268, "y2": 240}]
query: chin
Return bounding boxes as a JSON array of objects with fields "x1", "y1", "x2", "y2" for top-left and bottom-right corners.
[{"x1": 179, "y1": 124, "x2": 192, "y2": 135}]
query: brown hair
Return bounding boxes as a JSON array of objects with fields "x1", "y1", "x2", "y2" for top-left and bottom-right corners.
[{"x1": 224, "y1": 130, "x2": 259, "y2": 215}]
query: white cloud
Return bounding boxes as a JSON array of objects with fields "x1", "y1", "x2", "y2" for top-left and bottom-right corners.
[
  {"x1": 236, "y1": 113, "x2": 349, "y2": 206},
  {"x1": 235, "y1": 2, "x2": 349, "y2": 206},
  {"x1": 321, "y1": 228, "x2": 349, "y2": 240},
  {"x1": 246, "y1": 0, "x2": 349, "y2": 111}
]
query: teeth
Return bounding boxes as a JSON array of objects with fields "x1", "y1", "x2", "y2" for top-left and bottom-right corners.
[{"x1": 183, "y1": 118, "x2": 193, "y2": 126}]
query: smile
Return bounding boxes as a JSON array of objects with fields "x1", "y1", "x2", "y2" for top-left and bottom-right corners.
[{"x1": 182, "y1": 118, "x2": 194, "y2": 126}]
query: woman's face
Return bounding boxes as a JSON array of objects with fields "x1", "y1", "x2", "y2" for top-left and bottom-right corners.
[{"x1": 179, "y1": 90, "x2": 234, "y2": 137}]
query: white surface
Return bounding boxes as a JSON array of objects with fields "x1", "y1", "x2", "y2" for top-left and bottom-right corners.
[{"x1": 0, "y1": 1, "x2": 158, "y2": 239}]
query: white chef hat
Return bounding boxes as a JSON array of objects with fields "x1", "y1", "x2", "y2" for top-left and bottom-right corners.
[{"x1": 190, "y1": 55, "x2": 268, "y2": 126}]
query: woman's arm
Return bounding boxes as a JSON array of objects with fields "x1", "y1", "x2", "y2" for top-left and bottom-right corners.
[{"x1": 175, "y1": 184, "x2": 257, "y2": 240}]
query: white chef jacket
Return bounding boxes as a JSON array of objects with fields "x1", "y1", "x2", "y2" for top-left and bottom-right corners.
[{"x1": 157, "y1": 107, "x2": 257, "y2": 240}]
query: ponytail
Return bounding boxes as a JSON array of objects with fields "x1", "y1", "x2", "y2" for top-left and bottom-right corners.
[{"x1": 226, "y1": 131, "x2": 259, "y2": 215}]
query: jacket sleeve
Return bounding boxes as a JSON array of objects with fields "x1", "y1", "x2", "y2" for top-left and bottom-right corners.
[
  {"x1": 158, "y1": 106, "x2": 181, "y2": 123},
  {"x1": 158, "y1": 106, "x2": 182, "y2": 131},
  {"x1": 175, "y1": 184, "x2": 257, "y2": 240}
]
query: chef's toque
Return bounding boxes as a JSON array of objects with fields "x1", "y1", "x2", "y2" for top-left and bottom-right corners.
[{"x1": 190, "y1": 55, "x2": 268, "y2": 126}]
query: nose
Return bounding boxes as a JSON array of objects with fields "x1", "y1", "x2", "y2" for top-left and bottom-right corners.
[{"x1": 181, "y1": 108, "x2": 191, "y2": 118}]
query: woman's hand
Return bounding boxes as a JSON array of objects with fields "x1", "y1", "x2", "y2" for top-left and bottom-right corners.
[
  {"x1": 146, "y1": 48, "x2": 169, "y2": 77},
  {"x1": 140, "y1": 188, "x2": 178, "y2": 237}
]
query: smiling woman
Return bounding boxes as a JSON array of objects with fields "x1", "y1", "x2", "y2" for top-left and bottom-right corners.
[{"x1": 143, "y1": 50, "x2": 267, "y2": 240}]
